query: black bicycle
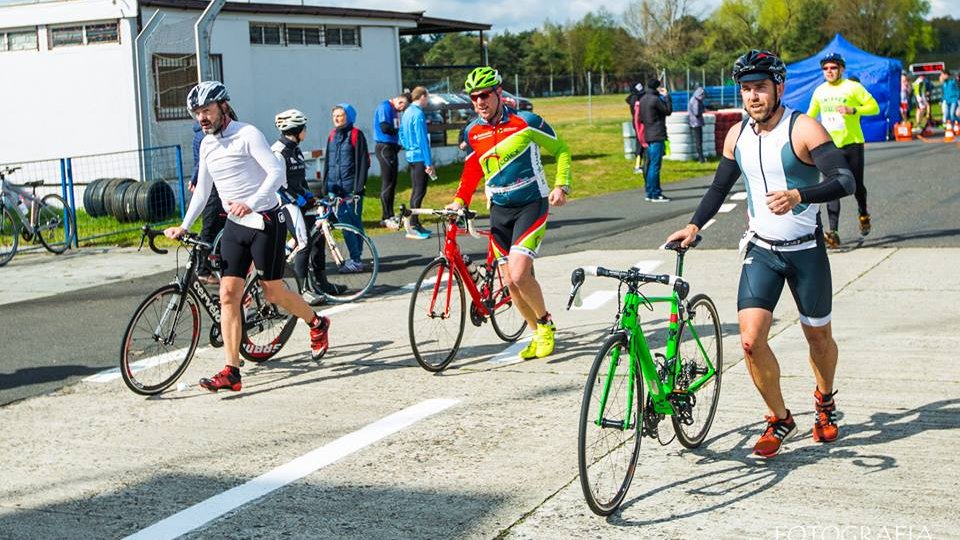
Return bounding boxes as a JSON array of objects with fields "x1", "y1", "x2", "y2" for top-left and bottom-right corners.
[{"x1": 119, "y1": 226, "x2": 301, "y2": 395}]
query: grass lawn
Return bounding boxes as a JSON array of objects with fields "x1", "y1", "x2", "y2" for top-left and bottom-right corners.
[
  {"x1": 359, "y1": 93, "x2": 717, "y2": 231},
  {"x1": 85, "y1": 94, "x2": 717, "y2": 247}
]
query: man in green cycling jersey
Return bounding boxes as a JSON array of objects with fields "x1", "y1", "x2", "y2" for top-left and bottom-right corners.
[
  {"x1": 807, "y1": 53, "x2": 879, "y2": 248},
  {"x1": 447, "y1": 66, "x2": 572, "y2": 360}
]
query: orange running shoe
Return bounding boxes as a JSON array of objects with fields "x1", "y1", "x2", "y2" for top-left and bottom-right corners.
[
  {"x1": 753, "y1": 410, "x2": 797, "y2": 458},
  {"x1": 813, "y1": 388, "x2": 839, "y2": 442}
]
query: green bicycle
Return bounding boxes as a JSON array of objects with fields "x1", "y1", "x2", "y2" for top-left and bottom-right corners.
[{"x1": 567, "y1": 236, "x2": 723, "y2": 516}]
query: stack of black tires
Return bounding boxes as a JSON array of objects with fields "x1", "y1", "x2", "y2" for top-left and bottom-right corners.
[{"x1": 83, "y1": 178, "x2": 177, "y2": 223}]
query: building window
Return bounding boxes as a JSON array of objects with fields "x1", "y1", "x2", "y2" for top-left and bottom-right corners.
[
  {"x1": 249, "y1": 22, "x2": 357, "y2": 47},
  {"x1": 0, "y1": 27, "x2": 38, "y2": 52},
  {"x1": 48, "y1": 20, "x2": 119, "y2": 48},
  {"x1": 326, "y1": 26, "x2": 360, "y2": 47},
  {"x1": 153, "y1": 53, "x2": 223, "y2": 121}
]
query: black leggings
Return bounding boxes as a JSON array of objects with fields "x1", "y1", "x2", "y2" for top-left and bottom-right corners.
[
  {"x1": 825, "y1": 143, "x2": 866, "y2": 231},
  {"x1": 376, "y1": 143, "x2": 400, "y2": 220},
  {"x1": 408, "y1": 161, "x2": 428, "y2": 227}
]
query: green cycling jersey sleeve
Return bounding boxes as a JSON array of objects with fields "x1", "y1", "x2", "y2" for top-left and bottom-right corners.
[
  {"x1": 807, "y1": 79, "x2": 879, "y2": 147},
  {"x1": 527, "y1": 120, "x2": 572, "y2": 188}
]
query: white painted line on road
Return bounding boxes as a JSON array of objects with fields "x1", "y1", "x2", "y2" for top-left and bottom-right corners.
[
  {"x1": 718, "y1": 203, "x2": 737, "y2": 213},
  {"x1": 731, "y1": 192, "x2": 747, "y2": 201},
  {"x1": 87, "y1": 305, "x2": 358, "y2": 384},
  {"x1": 124, "y1": 398, "x2": 460, "y2": 540},
  {"x1": 701, "y1": 219, "x2": 717, "y2": 230},
  {"x1": 631, "y1": 260, "x2": 663, "y2": 273},
  {"x1": 401, "y1": 276, "x2": 437, "y2": 291},
  {"x1": 486, "y1": 337, "x2": 532, "y2": 366},
  {"x1": 574, "y1": 290, "x2": 617, "y2": 311}
]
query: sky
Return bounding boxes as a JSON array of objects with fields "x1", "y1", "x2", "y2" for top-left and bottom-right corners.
[{"x1": 309, "y1": 0, "x2": 954, "y2": 34}]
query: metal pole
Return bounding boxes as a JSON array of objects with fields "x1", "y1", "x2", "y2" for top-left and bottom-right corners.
[
  {"x1": 515, "y1": 73, "x2": 520, "y2": 97},
  {"x1": 588, "y1": 71, "x2": 593, "y2": 126},
  {"x1": 175, "y1": 145, "x2": 187, "y2": 220},
  {"x1": 195, "y1": 0, "x2": 226, "y2": 82},
  {"x1": 686, "y1": 66, "x2": 690, "y2": 94},
  {"x1": 720, "y1": 67, "x2": 724, "y2": 107}
]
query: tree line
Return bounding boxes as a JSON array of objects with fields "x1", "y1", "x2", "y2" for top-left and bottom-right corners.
[{"x1": 401, "y1": 0, "x2": 958, "y2": 93}]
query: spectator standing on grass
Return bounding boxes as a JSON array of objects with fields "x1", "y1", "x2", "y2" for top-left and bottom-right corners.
[
  {"x1": 399, "y1": 86, "x2": 434, "y2": 239},
  {"x1": 688, "y1": 85, "x2": 707, "y2": 163},
  {"x1": 899, "y1": 73, "x2": 912, "y2": 123},
  {"x1": 637, "y1": 78, "x2": 673, "y2": 202},
  {"x1": 940, "y1": 70, "x2": 958, "y2": 128},
  {"x1": 372, "y1": 92, "x2": 410, "y2": 230},
  {"x1": 322, "y1": 103, "x2": 370, "y2": 273}
]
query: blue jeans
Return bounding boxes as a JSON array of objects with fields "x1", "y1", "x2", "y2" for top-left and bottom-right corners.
[
  {"x1": 335, "y1": 196, "x2": 365, "y2": 262},
  {"x1": 644, "y1": 141, "x2": 664, "y2": 199},
  {"x1": 945, "y1": 101, "x2": 958, "y2": 123}
]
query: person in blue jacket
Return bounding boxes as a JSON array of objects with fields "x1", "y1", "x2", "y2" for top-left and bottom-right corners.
[
  {"x1": 399, "y1": 86, "x2": 434, "y2": 239},
  {"x1": 940, "y1": 70, "x2": 959, "y2": 128},
  {"x1": 322, "y1": 103, "x2": 370, "y2": 273},
  {"x1": 373, "y1": 92, "x2": 410, "y2": 229}
]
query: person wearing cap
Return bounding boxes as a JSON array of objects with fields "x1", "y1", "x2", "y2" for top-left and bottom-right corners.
[
  {"x1": 165, "y1": 82, "x2": 333, "y2": 391},
  {"x1": 807, "y1": 52, "x2": 879, "y2": 247},
  {"x1": 636, "y1": 78, "x2": 673, "y2": 201},
  {"x1": 666, "y1": 50, "x2": 856, "y2": 458}
]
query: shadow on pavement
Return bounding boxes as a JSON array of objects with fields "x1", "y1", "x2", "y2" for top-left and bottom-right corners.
[
  {"x1": 0, "y1": 365, "x2": 102, "y2": 392},
  {"x1": 607, "y1": 398, "x2": 960, "y2": 527}
]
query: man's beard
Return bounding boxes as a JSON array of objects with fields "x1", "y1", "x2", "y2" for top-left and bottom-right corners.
[
  {"x1": 202, "y1": 116, "x2": 223, "y2": 135},
  {"x1": 746, "y1": 101, "x2": 775, "y2": 123}
]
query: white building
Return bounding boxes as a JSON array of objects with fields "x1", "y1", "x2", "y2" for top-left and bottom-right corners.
[{"x1": 0, "y1": 0, "x2": 488, "y2": 181}]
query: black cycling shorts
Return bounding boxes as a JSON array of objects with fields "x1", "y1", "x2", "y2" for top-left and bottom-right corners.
[
  {"x1": 737, "y1": 241, "x2": 833, "y2": 327},
  {"x1": 489, "y1": 198, "x2": 549, "y2": 260},
  {"x1": 218, "y1": 206, "x2": 286, "y2": 281}
]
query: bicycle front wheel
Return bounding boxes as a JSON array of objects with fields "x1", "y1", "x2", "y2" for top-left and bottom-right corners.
[
  {"x1": 314, "y1": 223, "x2": 378, "y2": 303},
  {"x1": 408, "y1": 257, "x2": 465, "y2": 372},
  {"x1": 489, "y1": 263, "x2": 526, "y2": 342},
  {"x1": 240, "y1": 268, "x2": 301, "y2": 363},
  {"x1": 35, "y1": 194, "x2": 75, "y2": 254},
  {"x1": 0, "y1": 205, "x2": 19, "y2": 267},
  {"x1": 120, "y1": 284, "x2": 201, "y2": 395},
  {"x1": 578, "y1": 332, "x2": 642, "y2": 516},
  {"x1": 672, "y1": 294, "x2": 723, "y2": 448}
]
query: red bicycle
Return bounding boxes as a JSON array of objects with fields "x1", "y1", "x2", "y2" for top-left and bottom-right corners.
[{"x1": 400, "y1": 205, "x2": 526, "y2": 371}]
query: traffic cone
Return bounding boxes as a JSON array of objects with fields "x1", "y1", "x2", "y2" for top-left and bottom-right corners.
[{"x1": 945, "y1": 127, "x2": 955, "y2": 143}]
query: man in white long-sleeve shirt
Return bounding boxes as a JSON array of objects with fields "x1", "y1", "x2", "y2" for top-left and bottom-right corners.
[{"x1": 165, "y1": 81, "x2": 331, "y2": 392}]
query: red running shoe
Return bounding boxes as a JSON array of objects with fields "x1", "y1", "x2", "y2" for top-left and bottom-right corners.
[
  {"x1": 199, "y1": 366, "x2": 242, "y2": 392},
  {"x1": 310, "y1": 316, "x2": 331, "y2": 361},
  {"x1": 753, "y1": 410, "x2": 797, "y2": 458},
  {"x1": 813, "y1": 388, "x2": 839, "y2": 442}
]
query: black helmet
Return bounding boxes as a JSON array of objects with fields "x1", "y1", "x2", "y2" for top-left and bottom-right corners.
[
  {"x1": 732, "y1": 49, "x2": 786, "y2": 85},
  {"x1": 820, "y1": 53, "x2": 845, "y2": 68}
]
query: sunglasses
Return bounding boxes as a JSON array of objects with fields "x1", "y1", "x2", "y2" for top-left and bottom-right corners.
[
  {"x1": 470, "y1": 90, "x2": 494, "y2": 102},
  {"x1": 822, "y1": 66, "x2": 840, "y2": 71}
]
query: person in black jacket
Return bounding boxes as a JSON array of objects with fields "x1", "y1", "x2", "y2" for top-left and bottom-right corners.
[
  {"x1": 272, "y1": 109, "x2": 345, "y2": 304},
  {"x1": 637, "y1": 78, "x2": 673, "y2": 202},
  {"x1": 190, "y1": 120, "x2": 226, "y2": 283},
  {"x1": 323, "y1": 103, "x2": 370, "y2": 273}
]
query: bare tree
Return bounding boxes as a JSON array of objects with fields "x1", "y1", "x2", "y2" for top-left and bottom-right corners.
[{"x1": 623, "y1": 0, "x2": 701, "y2": 68}]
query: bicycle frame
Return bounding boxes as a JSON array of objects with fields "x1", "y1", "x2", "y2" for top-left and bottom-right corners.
[{"x1": 594, "y1": 257, "x2": 717, "y2": 432}]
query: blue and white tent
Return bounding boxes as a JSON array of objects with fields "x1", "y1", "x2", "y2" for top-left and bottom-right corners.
[{"x1": 783, "y1": 34, "x2": 902, "y2": 142}]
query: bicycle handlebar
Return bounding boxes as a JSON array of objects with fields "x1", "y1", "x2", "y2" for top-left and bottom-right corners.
[
  {"x1": 566, "y1": 265, "x2": 690, "y2": 310},
  {"x1": 398, "y1": 205, "x2": 481, "y2": 239},
  {"x1": 139, "y1": 225, "x2": 211, "y2": 255}
]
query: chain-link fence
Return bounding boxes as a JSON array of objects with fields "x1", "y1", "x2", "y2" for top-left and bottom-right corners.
[
  {"x1": 406, "y1": 67, "x2": 743, "y2": 110},
  {"x1": 1, "y1": 145, "x2": 186, "y2": 245}
]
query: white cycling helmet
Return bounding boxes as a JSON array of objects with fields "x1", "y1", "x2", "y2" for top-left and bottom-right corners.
[
  {"x1": 187, "y1": 80, "x2": 229, "y2": 112},
  {"x1": 275, "y1": 109, "x2": 308, "y2": 131}
]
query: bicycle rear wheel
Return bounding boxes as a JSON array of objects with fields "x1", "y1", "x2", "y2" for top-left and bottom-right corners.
[
  {"x1": 120, "y1": 284, "x2": 201, "y2": 395},
  {"x1": 35, "y1": 194, "x2": 75, "y2": 254},
  {"x1": 578, "y1": 332, "x2": 642, "y2": 516},
  {"x1": 313, "y1": 223, "x2": 378, "y2": 303},
  {"x1": 408, "y1": 257, "x2": 465, "y2": 372},
  {"x1": 0, "y1": 205, "x2": 18, "y2": 267},
  {"x1": 672, "y1": 294, "x2": 723, "y2": 448},
  {"x1": 240, "y1": 267, "x2": 301, "y2": 363},
  {"x1": 489, "y1": 263, "x2": 526, "y2": 342}
]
